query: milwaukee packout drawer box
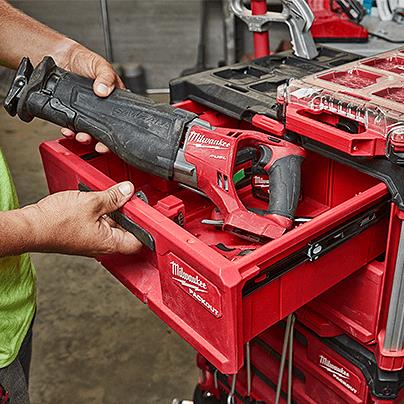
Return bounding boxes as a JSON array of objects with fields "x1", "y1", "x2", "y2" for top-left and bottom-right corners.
[
  {"x1": 171, "y1": 47, "x2": 404, "y2": 373},
  {"x1": 195, "y1": 322, "x2": 404, "y2": 404},
  {"x1": 295, "y1": 200, "x2": 404, "y2": 372},
  {"x1": 40, "y1": 100, "x2": 389, "y2": 374}
]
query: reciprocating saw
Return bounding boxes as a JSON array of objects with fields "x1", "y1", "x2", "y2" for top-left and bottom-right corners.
[{"x1": 4, "y1": 57, "x2": 305, "y2": 241}]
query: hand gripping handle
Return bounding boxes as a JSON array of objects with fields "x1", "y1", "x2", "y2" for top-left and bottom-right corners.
[
  {"x1": 5, "y1": 57, "x2": 197, "y2": 179},
  {"x1": 257, "y1": 145, "x2": 303, "y2": 220}
]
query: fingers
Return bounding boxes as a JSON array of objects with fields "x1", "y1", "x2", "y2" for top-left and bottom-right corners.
[
  {"x1": 92, "y1": 57, "x2": 119, "y2": 97},
  {"x1": 100, "y1": 211, "x2": 142, "y2": 254},
  {"x1": 115, "y1": 75, "x2": 126, "y2": 90},
  {"x1": 61, "y1": 128, "x2": 75, "y2": 138},
  {"x1": 75, "y1": 132, "x2": 92, "y2": 144},
  {"x1": 61, "y1": 128, "x2": 109, "y2": 153},
  {"x1": 60, "y1": 128, "x2": 91, "y2": 144},
  {"x1": 61, "y1": 54, "x2": 121, "y2": 151},
  {"x1": 95, "y1": 142, "x2": 110, "y2": 154},
  {"x1": 94, "y1": 181, "x2": 134, "y2": 215},
  {"x1": 110, "y1": 227, "x2": 143, "y2": 255},
  {"x1": 96, "y1": 182, "x2": 142, "y2": 254}
]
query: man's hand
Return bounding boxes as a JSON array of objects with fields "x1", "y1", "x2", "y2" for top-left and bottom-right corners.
[
  {"x1": 0, "y1": 3, "x2": 116, "y2": 153},
  {"x1": 18, "y1": 181, "x2": 142, "y2": 257},
  {"x1": 57, "y1": 41, "x2": 123, "y2": 153}
]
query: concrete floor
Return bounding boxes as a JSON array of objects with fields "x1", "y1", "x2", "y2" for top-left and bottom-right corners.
[{"x1": 0, "y1": 108, "x2": 198, "y2": 403}]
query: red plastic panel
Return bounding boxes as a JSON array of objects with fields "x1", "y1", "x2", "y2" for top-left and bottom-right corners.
[
  {"x1": 307, "y1": 0, "x2": 368, "y2": 41},
  {"x1": 304, "y1": 260, "x2": 386, "y2": 344},
  {"x1": 319, "y1": 69, "x2": 382, "y2": 89},
  {"x1": 299, "y1": 205, "x2": 404, "y2": 372},
  {"x1": 363, "y1": 56, "x2": 404, "y2": 75}
]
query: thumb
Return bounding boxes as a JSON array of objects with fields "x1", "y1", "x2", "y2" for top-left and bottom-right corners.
[
  {"x1": 92, "y1": 58, "x2": 119, "y2": 97},
  {"x1": 95, "y1": 181, "x2": 134, "y2": 215}
]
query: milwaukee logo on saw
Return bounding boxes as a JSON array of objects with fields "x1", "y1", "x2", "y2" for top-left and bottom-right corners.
[{"x1": 188, "y1": 130, "x2": 231, "y2": 149}]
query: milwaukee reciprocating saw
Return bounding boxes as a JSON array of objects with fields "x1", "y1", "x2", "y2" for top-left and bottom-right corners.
[{"x1": 4, "y1": 57, "x2": 305, "y2": 241}]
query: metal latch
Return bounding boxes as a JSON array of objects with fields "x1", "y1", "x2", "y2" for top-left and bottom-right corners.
[
  {"x1": 229, "y1": 0, "x2": 319, "y2": 60},
  {"x1": 386, "y1": 125, "x2": 404, "y2": 166},
  {"x1": 242, "y1": 199, "x2": 389, "y2": 297}
]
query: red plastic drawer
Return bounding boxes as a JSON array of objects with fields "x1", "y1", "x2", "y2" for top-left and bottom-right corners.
[
  {"x1": 291, "y1": 204, "x2": 404, "y2": 372},
  {"x1": 301, "y1": 260, "x2": 386, "y2": 344},
  {"x1": 39, "y1": 103, "x2": 390, "y2": 374},
  {"x1": 196, "y1": 322, "x2": 404, "y2": 403}
]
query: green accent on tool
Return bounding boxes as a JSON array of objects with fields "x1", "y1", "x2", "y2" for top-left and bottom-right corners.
[{"x1": 233, "y1": 169, "x2": 246, "y2": 184}]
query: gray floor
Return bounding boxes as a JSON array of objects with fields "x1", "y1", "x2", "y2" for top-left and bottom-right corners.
[{"x1": 0, "y1": 108, "x2": 198, "y2": 403}]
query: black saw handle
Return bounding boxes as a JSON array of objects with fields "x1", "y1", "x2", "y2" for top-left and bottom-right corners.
[
  {"x1": 4, "y1": 57, "x2": 197, "y2": 179},
  {"x1": 255, "y1": 145, "x2": 303, "y2": 220}
]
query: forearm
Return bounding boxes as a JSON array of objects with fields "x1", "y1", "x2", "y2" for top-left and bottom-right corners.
[
  {"x1": 0, "y1": 206, "x2": 38, "y2": 257},
  {"x1": 0, "y1": 0, "x2": 75, "y2": 69}
]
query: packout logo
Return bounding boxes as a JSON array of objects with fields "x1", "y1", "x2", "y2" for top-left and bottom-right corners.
[
  {"x1": 188, "y1": 130, "x2": 230, "y2": 150},
  {"x1": 169, "y1": 259, "x2": 222, "y2": 318}
]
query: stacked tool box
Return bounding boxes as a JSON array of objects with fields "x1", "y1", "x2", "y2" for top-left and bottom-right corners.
[
  {"x1": 170, "y1": 46, "x2": 404, "y2": 402},
  {"x1": 37, "y1": 45, "x2": 404, "y2": 402},
  {"x1": 193, "y1": 321, "x2": 404, "y2": 403}
]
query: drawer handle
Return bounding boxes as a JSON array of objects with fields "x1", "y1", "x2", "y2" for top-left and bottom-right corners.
[{"x1": 78, "y1": 182, "x2": 155, "y2": 251}]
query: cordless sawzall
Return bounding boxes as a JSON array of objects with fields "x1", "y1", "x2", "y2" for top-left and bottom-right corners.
[{"x1": 4, "y1": 57, "x2": 305, "y2": 241}]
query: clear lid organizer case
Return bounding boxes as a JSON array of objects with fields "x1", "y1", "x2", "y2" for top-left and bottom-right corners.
[{"x1": 281, "y1": 48, "x2": 404, "y2": 161}]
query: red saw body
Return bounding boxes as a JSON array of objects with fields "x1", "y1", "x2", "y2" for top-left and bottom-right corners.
[{"x1": 182, "y1": 125, "x2": 305, "y2": 240}]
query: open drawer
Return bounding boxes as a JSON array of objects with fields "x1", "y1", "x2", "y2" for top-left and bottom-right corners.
[{"x1": 39, "y1": 101, "x2": 390, "y2": 374}]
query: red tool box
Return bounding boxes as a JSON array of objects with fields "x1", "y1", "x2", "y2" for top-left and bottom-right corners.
[
  {"x1": 40, "y1": 99, "x2": 390, "y2": 375},
  {"x1": 307, "y1": 0, "x2": 368, "y2": 43},
  {"x1": 298, "y1": 210, "x2": 404, "y2": 373},
  {"x1": 169, "y1": 47, "x2": 404, "y2": 376},
  {"x1": 275, "y1": 48, "x2": 404, "y2": 375},
  {"x1": 194, "y1": 321, "x2": 404, "y2": 403}
]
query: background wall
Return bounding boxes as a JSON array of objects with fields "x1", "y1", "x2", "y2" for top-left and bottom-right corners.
[{"x1": 7, "y1": 0, "x2": 229, "y2": 88}]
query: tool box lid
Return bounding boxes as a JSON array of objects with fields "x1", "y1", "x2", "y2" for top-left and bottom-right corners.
[{"x1": 169, "y1": 46, "x2": 360, "y2": 122}]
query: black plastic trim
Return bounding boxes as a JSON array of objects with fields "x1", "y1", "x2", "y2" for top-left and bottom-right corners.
[
  {"x1": 242, "y1": 199, "x2": 389, "y2": 297},
  {"x1": 323, "y1": 334, "x2": 404, "y2": 399},
  {"x1": 170, "y1": 47, "x2": 361, "y2": 123}
]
